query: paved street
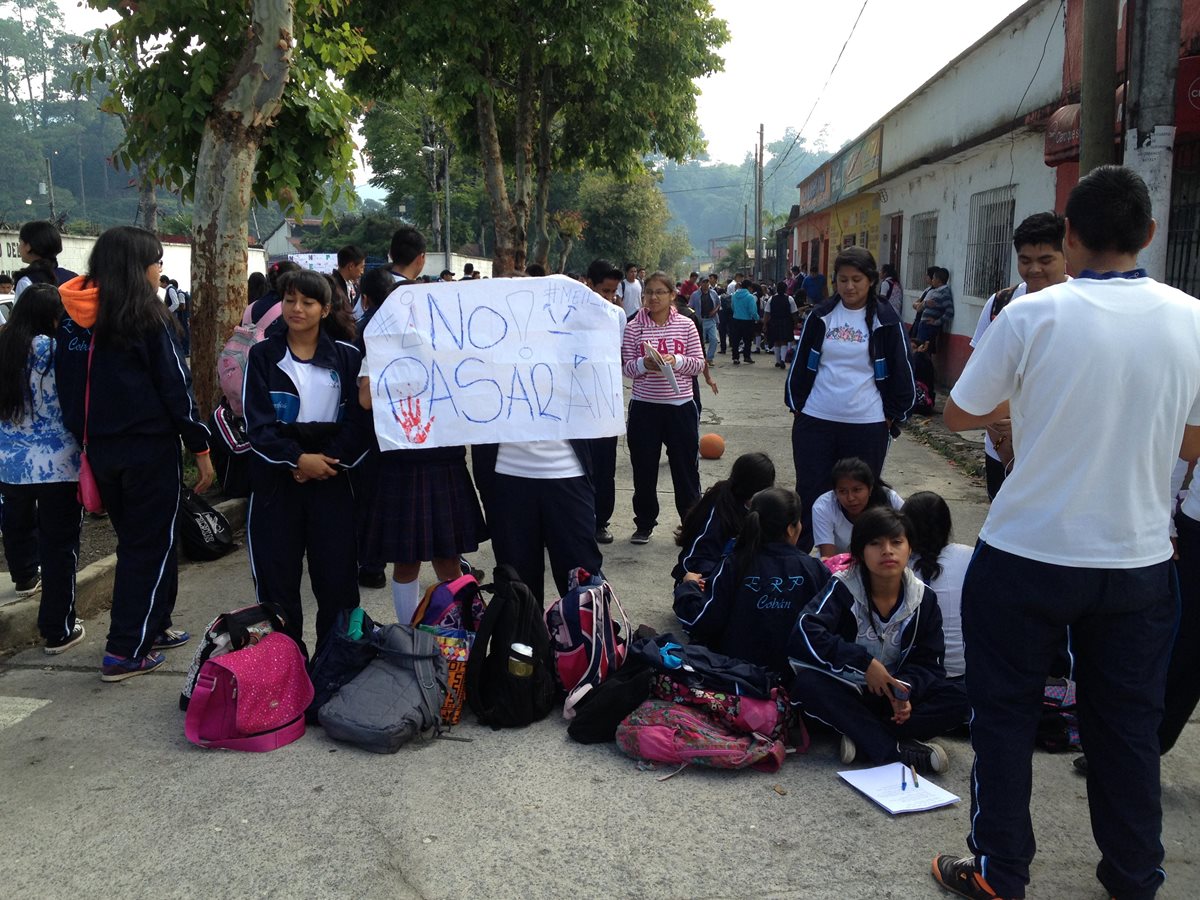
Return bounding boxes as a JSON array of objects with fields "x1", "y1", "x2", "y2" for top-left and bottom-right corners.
[{"x1": 1, "y1": 358, "x2": 1196, "y2": 899}]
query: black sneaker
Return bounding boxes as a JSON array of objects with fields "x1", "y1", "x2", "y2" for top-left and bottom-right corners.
[
  {"x1": 45, "y1": 622, "x2": 85, "y2": 655},
  {"x1": 358, "y1": 567, "x2": 388, "y2": 589},
  {"x1": 630, "y1": 529, "x2": 652, "y2": 545},
  {"x1": 899, "y1": 738, "x2": 949, "y2": 773},
  {"x1": 595, "y1": 527, "x2": 614, "y2": 544},
  {"x1": 15, "y1": 574, "x2": 41, "y2": 596},
  {"x1": 745, "y1": 358, "x2": 756, "y2": 364},
  {"x1": 931, "y1": 854, "x2": 1004, "y2": 899}
]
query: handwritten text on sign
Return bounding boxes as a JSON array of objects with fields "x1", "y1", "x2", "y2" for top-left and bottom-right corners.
[{"x1": 363, "y1": 275, "x2": 625, "y2": 450}]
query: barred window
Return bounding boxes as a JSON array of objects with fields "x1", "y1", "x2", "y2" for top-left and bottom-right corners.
[
  {"x1": 965, "y1": 186, "x2": 1016, "y2": 297},
  {"x1": 906, "y1": 212, "x2": 938, "y2": 290}
]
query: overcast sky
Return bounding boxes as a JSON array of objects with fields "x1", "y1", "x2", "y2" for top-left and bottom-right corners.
[{"x1": 56, "y1": 0, "x2": 1034, "y2": 173}]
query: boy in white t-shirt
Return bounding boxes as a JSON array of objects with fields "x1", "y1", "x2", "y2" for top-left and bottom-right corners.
[
  {"x1": 932, "y1": 166, "x2": 1200, "y2": 900},
  {"x1": 968, "y1": 211, "x2": 1068, "y2": 500}
]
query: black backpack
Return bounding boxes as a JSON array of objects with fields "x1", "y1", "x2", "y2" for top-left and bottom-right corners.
[
  {"x1": 178, "y1": 488, "x2": 236, "y2": 561},
  {"x1": 466, "y1": 565, "x2": 557, "y2": 728}
]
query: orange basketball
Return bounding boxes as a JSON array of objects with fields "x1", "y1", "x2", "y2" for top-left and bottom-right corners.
[{"x1": 699, "y1": 433, "x2": 725, "y2": 459}]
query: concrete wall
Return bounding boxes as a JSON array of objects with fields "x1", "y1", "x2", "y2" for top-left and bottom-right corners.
[
  {"x1": 877, "y1": 132, "x2": 1057, "y2": 383},
  {"x1": 0, "y1": 231, "x2": 266, "y2": 292},
  {"x1": 879, "y1": 0, "x2": 1066, "y2": 177}
]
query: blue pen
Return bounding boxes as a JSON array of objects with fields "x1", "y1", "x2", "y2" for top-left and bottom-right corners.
[{"x1": 901, "y1": 763, "x2": 907, "y2": 791}]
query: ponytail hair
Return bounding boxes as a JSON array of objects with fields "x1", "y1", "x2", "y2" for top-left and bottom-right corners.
[
  {"x1": 901, "y1": 491, "x2": 952, "y2": 583},
  {"x1": 733, "y1": 487, "x2": 801, "y2": 575},
  {"x1": 832, "y1": 245, "x2": 880, "y2": 328},
  {"x1": 15, "y1": 220, "x2": 64, "y2": 285},
  {"x1": 0, "y1": 283, "x2": 62, "y2": 422},
  {"x1": 676, "y1": 452, "x2": 776, "y2": 548}
]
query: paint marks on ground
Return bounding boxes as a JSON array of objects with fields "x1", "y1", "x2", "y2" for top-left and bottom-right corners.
[{"x1": 0, "y1": 696, "x2": 51, "y2": 729}]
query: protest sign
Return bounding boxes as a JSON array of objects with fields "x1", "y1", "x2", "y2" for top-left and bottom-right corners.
[{"x1": 363, "y1": 275, "x2": 625, "y2": 450}]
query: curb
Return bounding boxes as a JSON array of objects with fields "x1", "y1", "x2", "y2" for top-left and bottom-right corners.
[
  {"x1": 901, "y1": 414, "x2": 987, "y2": 479},
  {"x1": 0, "y1": 497, "x2": 247, "y2": 658}
]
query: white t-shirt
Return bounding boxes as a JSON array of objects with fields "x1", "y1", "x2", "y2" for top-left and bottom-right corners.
[
  {"x1": 951, "y1": 275, "x2": 1200, "y2": 568},
  {"x1": 618, "y1": 278, "x2": 642, "y2": 318},
  {"x1": 812, "y1": 487, "x2": 905, "y2": 552},
  {"x1": 495, "y1": 440, "x2": 584, "y2": 479},
  {"x1": 910, "y1": 543, "x2": 972, "y2": 679},
  {"x1": 277, "y1": 350, "x2": 342, "y2": 423},
  {"x1": 802, "y1": 304, "x2": 884, "y2": 424},
  {"x1": 971, "y1": 283, "x2": 1027, "y2": 461}
]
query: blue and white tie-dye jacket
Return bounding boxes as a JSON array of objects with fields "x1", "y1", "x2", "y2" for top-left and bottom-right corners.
[{"x1": 0, "y1": 335, "x2": 80, "y2": 484}]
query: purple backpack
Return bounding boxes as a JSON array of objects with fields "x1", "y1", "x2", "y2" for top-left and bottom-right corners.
[
  {"x1": 412, "y1": 574, "x2": 486, "y2": 631},
  {"x1": 616, "y1": 698, "x2": 787, "y2": 773}
]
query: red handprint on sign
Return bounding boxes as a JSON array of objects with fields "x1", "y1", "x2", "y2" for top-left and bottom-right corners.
[{"x1": 395, "y1": 397, "x2": 434, "y2": 444}]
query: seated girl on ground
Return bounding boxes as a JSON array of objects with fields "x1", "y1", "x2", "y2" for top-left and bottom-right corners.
[
  {"x1": 811, "y1": 456, "x2": 904, "y2": 558},
  {"x1": 674, "y1": 487, "x2": 830, "y2": 681},
  {"x1": 902, "y1": 491, "x2": 972, "y2": 680},
  {"x1": 789, "y1": 506, "x2": 968, "y2": 773},
  {"x1": 672, "y1": 451, "x2": 775, "y2": 585}
]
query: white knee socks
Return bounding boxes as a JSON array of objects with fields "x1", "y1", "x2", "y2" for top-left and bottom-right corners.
[{"x1": 392, "y1": 578, "x2": 421, "y2": 624}]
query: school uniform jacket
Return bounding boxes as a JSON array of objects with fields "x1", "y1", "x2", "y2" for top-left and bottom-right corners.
[
  {"x1": 242, "y1": 329, "x2": 369, "y2": 472},
  {"x1": 672, "y1": 504, "x2": 737, "y2": 584},
  {"x1": 674, "y1": 542, "x2": 831, "y2": 678},
  {"x1": 789, "y1": 564, "x2": 947, "y2": 700},
  {"x1": 55, "y1": 277, "x2": 208, "y2": 453},
  {"x1": 784, "y1": 297, "x2": 917, "y2": 428}
]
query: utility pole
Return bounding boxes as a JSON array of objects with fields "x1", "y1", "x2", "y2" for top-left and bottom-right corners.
[
  {"x1": 1079, "y1": 0, "x2": 1120, "y2": 175},
  {"x1": 44, "y1": 155, "x2": 56, "y2": 222},
  {"x1": 743, "y1": 204, "x2": 748, "y2": 273},
  {"x1": 444, "y1": 141, "x2": 452, "y2": 273},
  {"x1": 1127, "y1": 0, "x2": 1182, "y2": 280},
  {"x1": 755, "y1": 123, "x2": 764, "y2": 281}
]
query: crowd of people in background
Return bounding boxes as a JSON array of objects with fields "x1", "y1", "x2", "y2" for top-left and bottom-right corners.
[{"x1": 0, "y1": 164, "x2": 1197, "y2": 900}]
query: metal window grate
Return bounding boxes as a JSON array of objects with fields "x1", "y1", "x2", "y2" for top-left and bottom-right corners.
[
  {"x1": 906, "y1": 212, "x2": 938, "y2": 289},
  {"x1": 965, "y1": 186, "x2": 1016, "y2": 297},
  {"x1": 1166, "y1": 140, "x2": 1200, "y2": 298}
]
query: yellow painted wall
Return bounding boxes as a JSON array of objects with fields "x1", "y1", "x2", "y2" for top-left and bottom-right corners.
[{"x1": 827, "y1": 194, "x2": 881, "y2": 261}]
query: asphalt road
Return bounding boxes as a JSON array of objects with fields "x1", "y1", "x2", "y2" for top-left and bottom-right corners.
[{"x1": 1, "y1": 356, "x2": 1195, "y2": 899}]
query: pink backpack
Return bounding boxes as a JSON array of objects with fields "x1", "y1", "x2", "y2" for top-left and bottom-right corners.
[
  {"x1": 184, "y1": 631, "x2": 313, "y2": 752},
  {"x1": 217, "y1": 301, "x2": 282, "y2": 417},
  {"x1": 616, "y1": 698, "x2": 787, "y2": 772},
  {"x1": 412, "y1": 574, "x2": 487, "y2": 631}
]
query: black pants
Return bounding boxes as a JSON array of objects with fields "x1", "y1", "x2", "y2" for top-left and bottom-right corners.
[
  {"x1": 731, "y1": 319, "x2": 756, "y2": 361},
  {"x1": 718, "y1": 309, "x2": 732, "y2": 352},
  {"x1": 962, "y1": 542, "x2": 1174, "y2": 900},
  {"x1": 1161, "y1": 511, "x2": 1200, "y2": 754},
  {"x1": 88, "y1": 436, "x2": 181, "y2": 659},
  {"x1": 348, "y1": 450, "x2": 385, "y2": 577},
  {"x1": 984, "y1": 454, "x2": 1007, "y2": 501},
  {"x1": 0, "y1": 481, "x2": 82, "y2": 642},
  {"x1": 488, "y1": 473, "x2": 603, "y2": 605},
  {"x1": 247, "y1": 468, "x2": 360, "y2": 657},
  {"x1": 791, "y1": 413, "x2": 889, "y2": 552},
  {"x1": 627, "y1": 399, "x2": 700, "y2": 533},
  {"x1": 588, "y1": 436, "x2": 618, "y2": 531},
  {"x1": 792, "y1": 668, "x2": 968, "y2": 763}
]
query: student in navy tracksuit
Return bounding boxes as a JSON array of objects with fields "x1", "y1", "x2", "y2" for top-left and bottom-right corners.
[
  {"x1": 672, "y1": 451, "x2": 775, "y2": 585},
  {"x1": 54, "y1": 226, "x2": 214, "y2": 682},
  {"x1": 674, "y1": 487, "x2": 830, "y2": 680},
  {"x1": 243, "y1": 270, "x2": 368, "y2": 656},
  {"x1": 785, "y1": 246, "x2": 915, "y2": 552},
  {"x1": 789, "y1": 507, "x2": 967, "y2": 772}
]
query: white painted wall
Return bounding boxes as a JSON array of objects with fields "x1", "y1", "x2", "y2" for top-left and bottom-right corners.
[
  {"x1": 879, "y1": 0, "x2": 1065, "y2": 177},
  {"x1": 877, "y1": 131, "x2": 1057, "y2": 340},
  {"x1": 0, "y1": 231, "x2": 266, "y2": 293}
]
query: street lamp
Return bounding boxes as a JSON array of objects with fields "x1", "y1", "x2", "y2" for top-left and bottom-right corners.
[{"x1": 420, "y1": 143, "x2": 452, "y2": 274}]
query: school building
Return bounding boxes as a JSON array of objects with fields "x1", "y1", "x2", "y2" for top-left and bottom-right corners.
[{"x1": 780, "y1": 0, "x2": 1200, "y2": 384}]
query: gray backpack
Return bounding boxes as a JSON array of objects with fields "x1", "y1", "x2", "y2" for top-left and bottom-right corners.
[{"x1": 318, "y1": 625, "x2": 447, "y2": 753}]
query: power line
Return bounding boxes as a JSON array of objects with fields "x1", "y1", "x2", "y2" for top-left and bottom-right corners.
[
  {"x1": 763, "y1": 0, "x2": 870, "y2": 188},
  {"x1": 1007, "y1": 0, "x2": 1064, "y2": 189}
]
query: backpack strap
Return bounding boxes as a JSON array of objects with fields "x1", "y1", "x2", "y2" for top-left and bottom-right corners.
[
  {"x1": 466, "y1": 583, "x2": 509, "y2": 723},
  {"x1": 990, "y1": 284, "x2": 1019, "y2": 321}
]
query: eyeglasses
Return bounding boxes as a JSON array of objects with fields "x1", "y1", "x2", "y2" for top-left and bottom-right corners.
[{"x1": 646, "y1": 289, "x2": 673, "y2": 298}]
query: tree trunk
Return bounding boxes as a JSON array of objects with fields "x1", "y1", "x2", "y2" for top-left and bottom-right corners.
[
  {"x1": 136, "y1": 168, "x2": 157, "y2": 233},
  {"x1": 557, "y1": 236, "x2": 574, "y2": 274},
  {"x1": 531, "y1": 68, "x2": 556, "y2": 270},
  {"x1": 189, "y1": 0, "x2": 294, "y2": 415},
  {"x1": 510, "y1": 47, "x2": 536, "y2": 272},
  {"x1": 476, "y1": 69, "x2": 519, "y2": 274}
]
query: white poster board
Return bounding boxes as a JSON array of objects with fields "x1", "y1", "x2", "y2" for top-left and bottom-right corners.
[{"x1": 363, "y1": 275, "x2": 625, "y2": 450}]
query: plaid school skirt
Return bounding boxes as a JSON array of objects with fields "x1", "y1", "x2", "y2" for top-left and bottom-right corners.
[{"x1": 359, "y1": 453, "x2": 488, "y2": 564}]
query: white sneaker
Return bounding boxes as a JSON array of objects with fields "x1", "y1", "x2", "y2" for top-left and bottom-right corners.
[{"x1": 839, "y1": 734, "x2": 857, "y2": 764}]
